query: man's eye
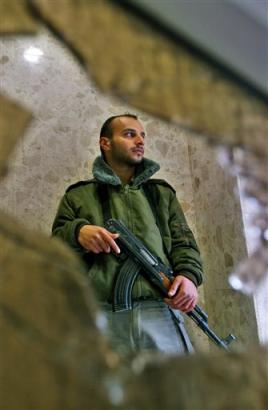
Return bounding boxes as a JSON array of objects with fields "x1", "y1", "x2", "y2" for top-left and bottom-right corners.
[{"x1": 125, "y1": 131, "x2": 135, "y2": 138}]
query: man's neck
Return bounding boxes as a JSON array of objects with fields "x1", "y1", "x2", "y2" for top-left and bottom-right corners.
[{"x1": 107, "y1": 159, "x2": 135, "y2": 185}]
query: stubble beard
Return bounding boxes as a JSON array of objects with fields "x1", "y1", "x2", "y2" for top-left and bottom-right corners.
[{"x1": 112, "y1": 149, "x2": 143, "y2": 167}]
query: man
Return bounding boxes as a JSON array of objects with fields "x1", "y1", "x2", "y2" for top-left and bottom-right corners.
[{"x1": 52, "y1": 114, "x2": 203, "y2": 356}]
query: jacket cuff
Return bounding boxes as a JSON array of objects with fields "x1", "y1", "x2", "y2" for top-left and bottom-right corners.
[
  {"x1": 175, "y1": 272, "x2": 198, "y2": 287},
  {"x1": 71, "y1": 218, "x2": 91, "y2": 249}
]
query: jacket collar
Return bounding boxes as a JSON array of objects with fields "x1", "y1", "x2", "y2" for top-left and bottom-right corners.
[{"x1": 92, "y1": 156, "x2": 160, "y2": 187}]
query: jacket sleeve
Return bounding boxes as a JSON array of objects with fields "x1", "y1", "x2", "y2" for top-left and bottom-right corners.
[
  {"x1": 168, "y1": 192, "x2": 203, "y2": 287},
  {"x1": 51, "y1": 192, "x2": 90, "y2": 254}
]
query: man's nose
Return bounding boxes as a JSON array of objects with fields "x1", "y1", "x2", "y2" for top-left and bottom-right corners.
[{"x1": 135, "y1": 134, "x2": 144, "y2": 145}]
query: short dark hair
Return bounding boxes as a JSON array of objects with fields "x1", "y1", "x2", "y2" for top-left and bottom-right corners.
[{"x1": 100, "y1": 113, "x2": 138, "y2": 139}]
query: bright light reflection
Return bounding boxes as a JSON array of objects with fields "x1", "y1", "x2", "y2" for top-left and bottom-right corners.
[
  {"x1": 229, "y1": 274, "x2": 244, "y2": 291},
  {"x1": 23, "y1": 46, "x2": 44, "y2": 63}
]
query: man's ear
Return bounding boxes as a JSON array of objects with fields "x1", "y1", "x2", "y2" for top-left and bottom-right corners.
[{"x1": 99, "y1": 136, "x2": 111, "y2": 152}]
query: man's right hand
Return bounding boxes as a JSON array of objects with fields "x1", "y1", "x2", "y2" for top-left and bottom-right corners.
[{"x1": 78, "y1": 225, "x2": 120, "y2": 254}]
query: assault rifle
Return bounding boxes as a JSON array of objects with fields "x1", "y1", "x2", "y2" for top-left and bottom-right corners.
[{"x1": 105, "y1": 218, "x2": 236, "y2": 351}]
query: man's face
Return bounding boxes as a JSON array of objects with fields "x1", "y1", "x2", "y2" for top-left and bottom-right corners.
[{"x1": 103, "y1": 117, "x2": 145, "y2": 166}]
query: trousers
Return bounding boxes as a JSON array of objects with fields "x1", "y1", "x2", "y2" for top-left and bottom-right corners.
[{"x1": 99, "y1": 300, "x2": 194, "y2": 357}]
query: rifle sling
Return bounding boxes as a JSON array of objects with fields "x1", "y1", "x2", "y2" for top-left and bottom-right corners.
[{"x1": 97, "y1": 183, "x2": 112, "y2": 223}]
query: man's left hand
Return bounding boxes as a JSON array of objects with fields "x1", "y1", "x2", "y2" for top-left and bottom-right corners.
[{"x1": 164, "y1": 275, "x2": 198, "y2": 313}]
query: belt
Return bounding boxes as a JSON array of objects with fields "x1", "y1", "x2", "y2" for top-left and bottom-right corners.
[
  {"x1": 106, "y1": 295, "x2": 162, "y2": 303},
  {"x1": 132, "y1": 296, "x2": 163, "y2": 302}
]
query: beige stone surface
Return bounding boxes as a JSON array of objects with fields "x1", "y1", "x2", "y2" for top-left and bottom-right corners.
[
  {"x1": 0, "y1": 0, "x2": 38, "y2": 34},
  {"x1": 0, "y1": 210, "x2": 116, "y2": 410},
  {"x1": 32, "y1": 0, "x2": 268, "y2": 156},
  {"x1": 0, "y1": 95, "x2": 31, "y2": 177},
  {"x1": 125, "y1": 347, "x2": 268, "y2": 410}
]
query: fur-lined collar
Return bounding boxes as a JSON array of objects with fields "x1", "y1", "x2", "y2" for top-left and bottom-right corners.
[{"x1": 92, "y1": 156, "x2": 160, "y2": 187}]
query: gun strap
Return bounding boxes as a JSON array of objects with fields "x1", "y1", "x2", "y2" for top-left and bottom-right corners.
[{"x1": 97, "y1": 183, "x2": 112, "y2": 222}]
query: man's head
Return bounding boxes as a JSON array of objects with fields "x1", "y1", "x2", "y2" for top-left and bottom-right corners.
[
  {"x1": 100, "y1": 114, "x2": 138, "y2": 141},
  {"x1": 99, "y1": 114, "x2": 145, "y2": 167}
]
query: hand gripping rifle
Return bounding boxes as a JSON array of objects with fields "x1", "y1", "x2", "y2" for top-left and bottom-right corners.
[{"x1": 105, "y1": 218, "x2": 236, "y2": 351}]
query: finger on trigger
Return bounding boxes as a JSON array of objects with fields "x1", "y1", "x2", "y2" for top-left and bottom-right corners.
[
  {"x1": 111, "y1": 233, "x2": 119, "y2": 239},
  {"x1": 105, "y1": 233, "x2": 120, "y2": 254},
  {"x1": 111, "y1": 240, "x2": 120, "y2": 254}
]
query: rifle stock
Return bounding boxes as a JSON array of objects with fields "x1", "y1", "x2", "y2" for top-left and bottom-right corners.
[{"x1": 105, "y1": 218, "x2": 236, "y2": 351}]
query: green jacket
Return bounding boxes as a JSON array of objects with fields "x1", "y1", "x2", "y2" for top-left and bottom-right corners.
[{"x1": 52, "y1": 156, "x2": 203, "y2": 301}]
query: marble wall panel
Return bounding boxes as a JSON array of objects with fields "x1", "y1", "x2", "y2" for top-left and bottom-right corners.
[
  {"x1": 254, "y1": 275, "x2": 268, "y2": 345},
  {"x1": 0, "y1": 29, "x2": 196, "y2": 234},
  {"x1": 0, "y1": 28, "x2": 260, "y2": 351},
  {"x1": 187, "y1": 137, "x2": 258, "y2": 349},
  {"x1": 238, "y1": 167, "x2": 268, "y2": 344}
]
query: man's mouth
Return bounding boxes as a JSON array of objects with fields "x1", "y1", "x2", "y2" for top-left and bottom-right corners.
[{"x1": 132, "y1": 148, "x2": 144, "y2": 155}]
